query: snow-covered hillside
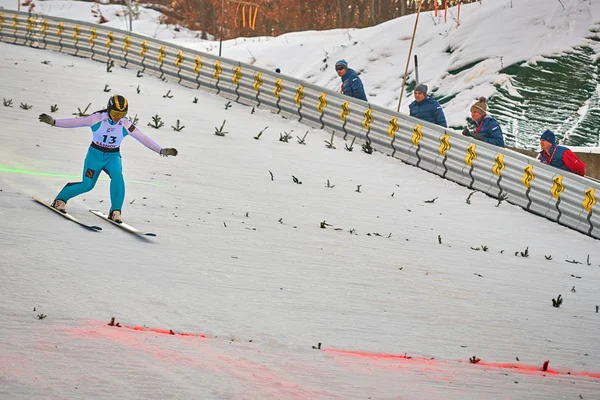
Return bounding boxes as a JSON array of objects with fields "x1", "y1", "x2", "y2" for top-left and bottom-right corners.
[
  {"x1": 1, "y1": 26, "x2": 600, "y2": 400},
  {"x1": 3, "y1": 0, "x2": 600, "y2": 147}
]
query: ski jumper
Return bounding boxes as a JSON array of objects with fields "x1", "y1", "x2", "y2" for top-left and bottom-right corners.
[{"x1": 53, "y1": 112, "x2": 163, "y2": 213}]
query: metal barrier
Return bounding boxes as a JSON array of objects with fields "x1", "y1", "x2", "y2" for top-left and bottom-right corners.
[{"x1": 1, "y1": 10, "x2": 598, "y2": 239}]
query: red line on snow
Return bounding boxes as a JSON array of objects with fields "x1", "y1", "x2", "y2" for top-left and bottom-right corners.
[
  {"x1": 325, "y1": 348, "x2": 600, "y2": 380},
  {"x1": 61, "y1": 319, "x2": 336, "y2": 400},
  {"x1": 475, "y1": 361, "x2": 600, "y2": 379},
  {"x1": 325, "y1": 349, "x2": 435, "y2": 363},
  {"x1": 64, "y1": 320, "x2": 600, "y2": 385},
  {"x1": 126, "y1": 325, "x2": 207, "y2": 338}
]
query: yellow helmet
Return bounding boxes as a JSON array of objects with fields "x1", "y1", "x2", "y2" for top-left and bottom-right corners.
[{"x1": 107, "y1": 94, "x2": 128, "y2": 121}]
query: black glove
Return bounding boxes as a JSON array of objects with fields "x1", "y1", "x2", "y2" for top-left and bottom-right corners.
[
  {"x1": 462, "y1": 128, "x2": 483, "y2": 141},
  {"x1": 39, "y1": 113, "x2": 55, "y2": 126},
  {"x1": 160, "y1": 148, "x2": 178, "y2": 157}
]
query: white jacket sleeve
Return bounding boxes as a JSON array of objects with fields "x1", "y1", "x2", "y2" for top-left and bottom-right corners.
[
  {"x1": 53, "y1": 113, "x2": 103, "y2": 128},
  {"x1": 123, "y1": 119, "x2": 163, "y2": 154}
]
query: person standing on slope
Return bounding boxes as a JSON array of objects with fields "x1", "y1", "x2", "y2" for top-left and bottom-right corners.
[
  {"x1": 335, "y1": 59, "x2": 368, "y2": 101},
  {"x1": 408, "y1": 84, "x2": 447, "y2": 127},
  {"x1": 538, "y1": 129, "x2": 586, "y2": 176},
  {"x1": 38, "y1": 94, "x2": 178, "y2": 223},
  {"x1": 462, "y1": 97, "x2": 505, "y2": 147}
]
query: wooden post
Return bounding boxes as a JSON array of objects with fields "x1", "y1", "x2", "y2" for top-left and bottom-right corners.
[
  {"x1": 219, "y1": 0, "x2": 224, "y2": 56},
  {"x1": 396, "y1": 0, "x2": 423, "y2": 113},
  {"x1": 444, "y1": 0, "x2": 448, "y2": 23}
]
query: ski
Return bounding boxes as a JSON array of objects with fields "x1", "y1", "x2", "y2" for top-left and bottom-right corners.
[
  {"x1": 33, "y1": 198, "x2": 102, "y2": 231},
  {"x1": 89, "y1": 209, "x2": 157, "y2": 237}
]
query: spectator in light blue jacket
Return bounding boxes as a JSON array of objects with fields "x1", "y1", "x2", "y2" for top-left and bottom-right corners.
[
  {"x1": 408, "y1": 84, "x2": 447, "y2": 127},
  {"x1": 462, "y1": 97, "x2": 505, "y2": 147},
  {"x1": 335, "y1": 59, "x2": 367, "y2": 101}
]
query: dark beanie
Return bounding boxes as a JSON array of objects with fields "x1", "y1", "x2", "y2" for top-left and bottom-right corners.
[
  {"x1": 335, "y1": 59, "x2": 348, "y2": 69},
  {"x1": 540, "y1": 129, "x2": 556, "y2": 145},
  {"x1": 414, "y1": 84, "x2": 428, "y2": 94}
]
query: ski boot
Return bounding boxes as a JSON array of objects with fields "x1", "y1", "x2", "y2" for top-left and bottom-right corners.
[
  {"x1": 109, "y1": 210, "x2": 122, "y2": 223},
  {"x1": 52, "y1": 199, "x2": 66, "y2": 213}
]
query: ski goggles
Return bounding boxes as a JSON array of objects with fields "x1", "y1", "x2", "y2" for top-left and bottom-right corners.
[{"x1": 109, "y1": 109, "x2": 127, "y2": 121}]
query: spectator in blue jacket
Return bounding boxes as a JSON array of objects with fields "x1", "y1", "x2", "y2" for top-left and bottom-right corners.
[
  {"x1": 408, "y1": 84, "x2": 447, "y2": 127},
  {"x1": 462, "y1": 97, "x2": 505, "y2": 147},
  {"x1": 335, "y1": 60, "x2": 367, "y2": 101},
  {"x1": 539, "y1": 130, "x2": 586, "y2": 176}
]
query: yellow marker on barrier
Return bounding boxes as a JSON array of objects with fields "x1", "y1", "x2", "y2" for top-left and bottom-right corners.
[
  {"x1": 492, "y1": 154, "x2": 505, "y2": 177},
  {"x1": 522, "y1": 164, "x2": 534, "y2": 188},
  {"x1": 106, "y1": 32, "x2": 114, "y2": 48},
  {"x1": 176, "y1": 50, "x2": 184, "y2": 68},
  {"x1": 274, "y1": 79, "x2": 283, "y2": 98},
  {"x1": 140, "y1": 40, "x2": 148, "y2": 57},
  {"x1": 412, "y1": 124, "x2": 423, "y2": 147},
  {"x1": 158, "y1": 46, "x2": 166, "y2": 63},
  {"x1": 42, "y1": 19, "x2": 49, "y2": 35},
  {"x1": 317, "y1": 93, "x2": 327, "y2": 113},
  {"x1": 438, "y1": 134, "x2": 451, "y2": 156},
  {"x1": 213, "y1": 61, "x2": 222, "y2": 80},
  {"x1": 253, "y1": 72, "x2": 263, "y2": 91},
  {"x1": 340, "y1": 101, "x2": 350, "y2": 121},
  {"x1": 465, "y1": 143, "x2": 477, "y2": 166},
  {"x1": 388, "y1": 117, "x2": 399, "y2": 139},
  {"x1": 232, "y1": 65, "x2": 242, "y2": 85},
  {"x1": 12, "y1": 15, "x2": 18, "y2": 32},
  {"x1": 123, "y1": 35, "x2": 131, "y2": 52},
  {"x1": 551, "y1": 175, "x2": 564, "y2": 200},
  {"x1": 294, "y1": 85, "x2": 304, "y2": 105},
  {"x1": 363, "y1": 109, "x2": 373, "y2": 130},
  {"x1": 26, "y1": 16, "x2": 34, "y2": 35},
  {"x1": 89, "y1": 28, "x2": 97, "y2": 45},
  {"x1": 73, "y1": 24, "x2": 80, "y2": 41},
  {"x1": 194, "y1": 56, "x2": 202, "y2": 73},
  {"x1": 583, "y1": 188, "x2": 597, "y2": 213},
  {"x1": 57, "y1": 22, "x2": 64, "y2": 38}
]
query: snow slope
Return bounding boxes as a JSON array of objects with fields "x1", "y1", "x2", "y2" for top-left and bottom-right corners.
[
  {"x1": 172, "y1": 0, "x2": 600, "y2": 138},
  {"x1": 1, "y1": 36, "x2": 600, "y2": 399},
  {"x1": 3, "y1": 0, "x2": 600, "y2": 147}
]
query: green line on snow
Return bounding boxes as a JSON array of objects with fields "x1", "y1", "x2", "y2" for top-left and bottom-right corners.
[{"x1": 0, "y1": 166, "x2": 161, "y2": 187}]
